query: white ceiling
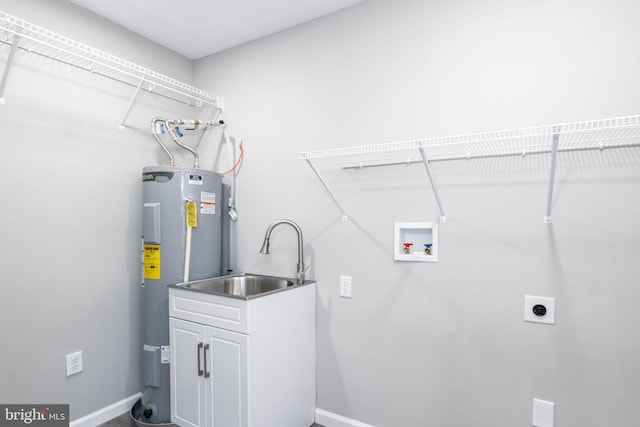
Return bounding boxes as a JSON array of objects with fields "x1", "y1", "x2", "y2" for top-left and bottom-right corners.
[{"x1": 68, "y1": 0, "x2": 365, "y2": 60}]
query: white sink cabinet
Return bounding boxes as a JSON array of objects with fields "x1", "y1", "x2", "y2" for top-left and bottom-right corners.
[{"x1": 168, "y1": 282, "x2": 316, "y2": 427}]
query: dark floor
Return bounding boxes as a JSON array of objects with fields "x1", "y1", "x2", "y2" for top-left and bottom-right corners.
[
  {"x1": 96, "y1": 413, "x2": 144, "y2": 427},
  {"x1": 98, "y1": 412, "x2": 324, "y2": 427}
]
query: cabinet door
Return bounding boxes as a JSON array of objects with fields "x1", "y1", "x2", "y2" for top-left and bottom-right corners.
[
  {"x1": 170, "y1": 318, "x2": 207, "y2": 427},
  {"x1": 205, "y1": 326, "x2": 248, "y2": 427}
]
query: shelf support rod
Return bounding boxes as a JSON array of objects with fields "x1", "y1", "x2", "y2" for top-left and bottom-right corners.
[
  {"x1": 305, "y1": 159, "x2": 348, "y2": 220},
  {"x1": 0, "y1": 26, "x2": 23, "y2": 105},
  {"x1": 544, "y1": 126, "x2": 561, "y2": 224},
  {"x1": 419, "y1": 147, "x2": 446, "y2": 223},
  {"x1": 118, "y1": 75, "x2": 145, "y2": 130}
]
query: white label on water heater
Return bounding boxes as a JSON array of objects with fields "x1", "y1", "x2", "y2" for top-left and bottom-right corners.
[
  {"x1": 161, "y1": 346, "x2": 171, "y2": 364},
  {"x1": 189, "y1": 173, "x2": 203, "y2": 185},
  {"x1": 200, "y1": 191, "x2": 216, "y2": 215}
]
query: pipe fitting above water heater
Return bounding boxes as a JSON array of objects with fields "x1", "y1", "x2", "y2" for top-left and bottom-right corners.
[{"x1": 151, "y1": 117, "x2": 226, "y2": 168}]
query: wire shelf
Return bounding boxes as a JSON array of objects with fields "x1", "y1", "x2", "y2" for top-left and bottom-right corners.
[
  {"x1": 300, "y1": 115, "x2": 640, "y2": 168},
  {"x1": 300, "y1": 115, "x2": 640, "y2": 223},
  {"x1": 0, "y1": 11, "x2": 222, "y2": 109}
]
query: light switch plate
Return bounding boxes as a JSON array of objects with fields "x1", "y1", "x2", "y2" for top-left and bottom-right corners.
[
  {"x1": 524, "y1": 295, "x2": 555, "y2": 325},
  {"x1": 533, "y1": 398, "x2": 554, "y2": 427}
]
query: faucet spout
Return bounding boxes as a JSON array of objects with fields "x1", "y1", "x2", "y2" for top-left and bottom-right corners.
[{"x1": 259, "y1": 219, "x2": 305, "y2": 284}]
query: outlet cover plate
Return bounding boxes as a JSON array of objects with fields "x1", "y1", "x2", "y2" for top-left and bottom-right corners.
[
  {"x1": 533, "y1": 398, "x2": 555, "y2": 427},
  {"x1": 524, "y1": 295, "x2": 555, "y2": 325},
  {"x1": 339, "y1": 275, "x2": 352, "y2": 298},
  {"x1": 66, "y1": 351, "x2": 83, "y2": 376}
]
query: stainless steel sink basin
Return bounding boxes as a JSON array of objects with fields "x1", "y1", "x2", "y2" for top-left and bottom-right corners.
[{"x1": 171, "y1": 273, "x2": 299, "y2": 299}]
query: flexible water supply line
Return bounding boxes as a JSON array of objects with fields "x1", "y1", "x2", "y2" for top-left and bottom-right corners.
[
  {"x1": 166, "y1": 119, "x2": 200, "y2": 168},
  {"x1": 223, "y1": 141, "x2": 244, "y2": 175},
  {"x1": 164, "y1": 119, "x2": 226, "y2": 169},
  {"x1": 150, "y1": 117, "x2": 227, "y2": 168},
  {"x1": 151, "y1": 117, "x2": 175, "y2": 165}
]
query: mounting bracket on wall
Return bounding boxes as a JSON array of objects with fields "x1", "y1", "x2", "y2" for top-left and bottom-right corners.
[
  {"x1": 418, "y1": 147, "x2": 446, "y2": 223},
  {"x1": 300, "y1": 115, "x2": 640, "y2": 224},
  {"x1": 0, "y1": 11, "x2": 224, "y2": 129},
  {"x1": 301, "y1": 144, "x2": 448, "y2": 223},
  {"x1": 0, "y1": 25, "x2": 21, "y2": 105},
  {"x1": 544, "y1": 128, "x2": 561, "y2": 224},
  {"x1": 304, "y1": 158, "x2": 349, "y2": 221}
]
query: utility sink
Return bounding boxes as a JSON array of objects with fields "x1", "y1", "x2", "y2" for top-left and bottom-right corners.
[{"x1": 170, "y1": 273, "x2": 301, "y2": 299}]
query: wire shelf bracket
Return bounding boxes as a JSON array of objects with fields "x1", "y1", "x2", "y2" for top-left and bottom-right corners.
[
  {"x1": 305, "y1": 158, "x2": 349, "y2": 220},
  {"x1": 300, "y1": 115, "x2": 640, "y2": 224},
  {"x1": 544, "y1": 127, "x2": 561, "y2": 224},
  {"x1": 0, "y1": 11, "x2": 223, "y2": 128},
  {"x1": 418, "y1": 147, "x2": 446, "y2": 223},
  {"x1": 118, "y1": 76, "x2": 145, "y2": 131},
  {"x1": 0, "y1": 25, "x2": 21, "y2": 105}
]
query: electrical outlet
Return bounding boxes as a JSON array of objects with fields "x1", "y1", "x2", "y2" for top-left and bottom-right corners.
[
  {"x1": 524, "y1": 295, "x2": 555, "y2": 325},
  {"x1": 533, "y1": 398, "x2": 555, "y2": 427},
  {"x1": 339, "y1": 275, "x2": 352, "y2": 298},
  {"x1": 66, "y1": 351, "x2": 83, "y2": 376}
]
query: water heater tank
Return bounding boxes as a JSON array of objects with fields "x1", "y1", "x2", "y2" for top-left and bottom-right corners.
[{"x1": 138, "y1": 165, "x2": 224, "y2": 424}]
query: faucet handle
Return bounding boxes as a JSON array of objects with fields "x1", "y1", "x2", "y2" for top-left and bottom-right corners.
[{"x1": 296, "y1": 270, "x2": 306, "y2": 284}]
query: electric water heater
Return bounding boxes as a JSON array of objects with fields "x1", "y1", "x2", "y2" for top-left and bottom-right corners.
[{"x1": 138, "y1": 165, "x2": 225, "y2": 424}]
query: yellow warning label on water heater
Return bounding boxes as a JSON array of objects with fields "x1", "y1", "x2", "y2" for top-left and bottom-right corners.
[
  {"x1": 144, "y1": 244, "x2": 161, "y2": 279},
  {"x1": 186, "y1": 200, "x2": 197, "y2": 228}
]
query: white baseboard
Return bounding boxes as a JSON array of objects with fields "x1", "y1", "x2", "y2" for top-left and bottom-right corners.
[
  {"x1": 70, "y1": 398, "x2": 365, "y2": 427},
  {"x1": 70, "y1": 393, "x2": 141, "y2": 427},
  {"x1": 315, "y1": 408, "x2": 375, "y2": 427}
]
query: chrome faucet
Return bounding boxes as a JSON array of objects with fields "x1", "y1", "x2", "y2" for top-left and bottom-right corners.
[{"x1": 259, "y1": 219, "x2": 305, "y2": 284}]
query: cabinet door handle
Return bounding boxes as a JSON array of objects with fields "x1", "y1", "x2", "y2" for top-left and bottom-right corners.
[
  {"x1": 197, "y1": 342, "x2": 204, "y2": 376},
  {"x1": 203, "y1": 344, "x2": 210, "y2": 378}
]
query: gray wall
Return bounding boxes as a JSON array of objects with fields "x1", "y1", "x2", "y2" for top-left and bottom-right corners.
[
  {"x1": 1, "y1": 0, "x2": 639, "y2": 426},
  {"x1": 194, "y1": 0, "x2": 640, "y2": 426},
  {"x1": 0, "y1": 0, "x2": 212, "y2": 420}
]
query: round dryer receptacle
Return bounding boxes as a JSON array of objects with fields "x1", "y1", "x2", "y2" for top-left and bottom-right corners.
[{"x1": 532, "y1": 304, "x2": 547, "y2": 317}]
